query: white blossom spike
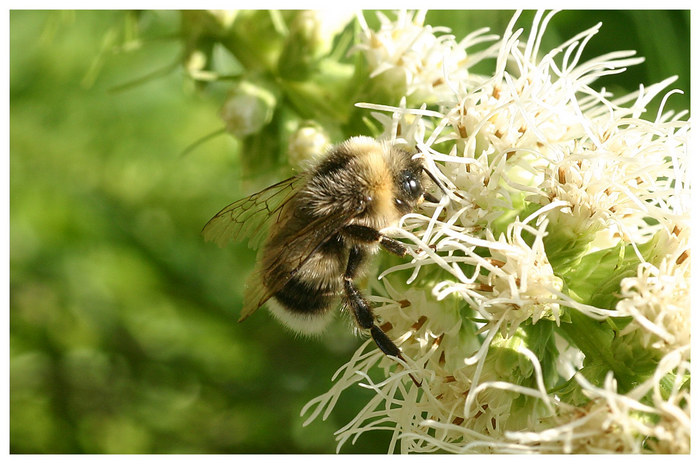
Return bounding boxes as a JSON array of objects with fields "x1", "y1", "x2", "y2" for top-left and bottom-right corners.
[{"x1": 303, "y1": 10, "x2": 689, "y2": 454}]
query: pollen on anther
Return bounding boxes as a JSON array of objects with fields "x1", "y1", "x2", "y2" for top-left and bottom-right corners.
[
  {"x1": 457, "y1": 123, "x2": 468, "y2": 138},
  {"x1": 411, "y1": 315, "x2": 427, "y2": 331},
  {"x1": 476, "y1": 283, "x2": 494, "y2": 292},
  {"x1": 676, "y1": 250, "x2": 689, "y2": 265}
]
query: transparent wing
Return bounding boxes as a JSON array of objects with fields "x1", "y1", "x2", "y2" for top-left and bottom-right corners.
[
  {"x1": 239, "y1": 208, "x2": 355, "y2": 322},
  {"x1": 202, "y1": 175, "x2": 304, "y2": 248}
]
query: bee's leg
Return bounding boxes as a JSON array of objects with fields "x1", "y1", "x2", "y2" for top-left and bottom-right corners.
[
  {"x1": 343, "y1": 245, "x2": 401, "y2": 355},
  {"x1": 342, "y1": 224, "x2": 408, "y2": 257},
  {"x1": 343, "y1": 245, "x2": 421, "y2": 386}
]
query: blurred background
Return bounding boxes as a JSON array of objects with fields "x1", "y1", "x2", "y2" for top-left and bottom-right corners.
[{"x1": 9, "y1": 10, "x2": 689, "y2": 453}]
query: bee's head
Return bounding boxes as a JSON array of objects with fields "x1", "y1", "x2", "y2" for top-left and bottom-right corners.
[
  {"x1": 389, "y1": 146, "x2": 429, "y2": 215},
  {"x1": 304, "y1": 137, "x2": 436, "y2": 228}
]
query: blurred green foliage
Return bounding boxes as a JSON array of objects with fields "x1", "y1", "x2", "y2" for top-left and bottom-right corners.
[{"x1": 10, "y1": 10, "x2": 689, "y2": 454}]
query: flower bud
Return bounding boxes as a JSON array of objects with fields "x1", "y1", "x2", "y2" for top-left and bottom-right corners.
[
  {"x1": 278, "y1": 10, "x2": 354, "y2": 80},
  {"x1": 286, "y1": 123, "x2": 332, "y2": 169},
  {"x1": 220, "y1": 80, "x2": 277, "y2": 137}
]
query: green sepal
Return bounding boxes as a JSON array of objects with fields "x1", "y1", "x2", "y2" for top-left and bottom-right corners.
[{"x1": 562, "y1": 230, "x2": 667, "y2": 311}]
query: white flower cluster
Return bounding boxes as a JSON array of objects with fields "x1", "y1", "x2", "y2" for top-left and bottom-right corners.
[
  {"x1": 506, "y1": 357, "x2": 690, "y2": 453},
  {"x1": 303, "y1": 10, "x2": 690, "y2": 454},
  {"x1": 616, "y1": 224, "x2": 690, "y2": 351},
  {"x1": 354, "y1": 10, "x2": 498, "y2": 104}
]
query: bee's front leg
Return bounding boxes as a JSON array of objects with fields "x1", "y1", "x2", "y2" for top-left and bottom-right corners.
[
  {"x1": 342, "y1": 224, "x2": 408, "y2": 257},
  {"x1": 343, "y1": 245, "x2": 421, "y2": 386}
]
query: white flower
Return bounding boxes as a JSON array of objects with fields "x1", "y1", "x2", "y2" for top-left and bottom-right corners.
[
  {"x1": 303, "y1": 10, "x2": 690, "y2": 454},
  {"x1": 615, "y1": 225, "x2": 690, "y2": 351},
  {"x1": 507, "y1": 354, "x2": 690, "y2": 453},
  {"x1": 354, "y1": 10, "x2": 498, "y2": 104}
]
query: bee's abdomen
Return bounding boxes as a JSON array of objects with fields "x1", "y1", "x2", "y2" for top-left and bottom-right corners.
[
  {"x1": 266, "y1": 274, "x2": 341, "y2": 334},
  {"x1": 270, "y1": 233, "x2": 347, "y2": 314},
  {"x1": 273, "y1": 276, "x2": 337, "y2": 314},
  {"x1": 262, "y1": 233, "x2": 348, "y2": 334}
]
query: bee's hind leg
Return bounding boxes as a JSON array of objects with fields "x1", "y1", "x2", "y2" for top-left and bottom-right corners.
[{"x1": 343, "y1": 246, "x2": 421, "y2": 386}]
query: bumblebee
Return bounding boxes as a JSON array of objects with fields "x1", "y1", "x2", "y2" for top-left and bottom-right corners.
[{"x1": 203, "y1": 136, "x2": 436, "y2": 377}]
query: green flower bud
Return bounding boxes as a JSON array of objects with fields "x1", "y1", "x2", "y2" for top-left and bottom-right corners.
[
  {"x1": 278, "y1": 11, "x2": 353, "y2": 81},
  {"x1": 220, "y1": 80, "x2": 277, "y2": 137},
  {"x1": 281, "y1": 59, "x2": 355, "y2": 123},
  {"x1": 221, "y1": 10, "x2": 290, "y2": 73},
  {"x1": 540, "y1": 206, "x2": 603, "y2": 276}
]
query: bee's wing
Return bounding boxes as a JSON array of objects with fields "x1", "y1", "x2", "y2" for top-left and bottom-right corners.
[
  {"x1": 238, "y1": 208, "x2": 355, "y2": 322},
  {"x1": 202, "y1": 175, "x2": 304, "y2": 248}
]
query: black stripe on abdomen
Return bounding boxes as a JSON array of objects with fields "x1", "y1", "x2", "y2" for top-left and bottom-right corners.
[{"x1": 273, "y1": 275, "x2": 338, "y2": 315}]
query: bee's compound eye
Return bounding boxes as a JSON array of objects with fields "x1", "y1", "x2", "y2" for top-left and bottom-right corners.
[{"x1": 402, "y1": 175, "x2": 422, "y2": 198}]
